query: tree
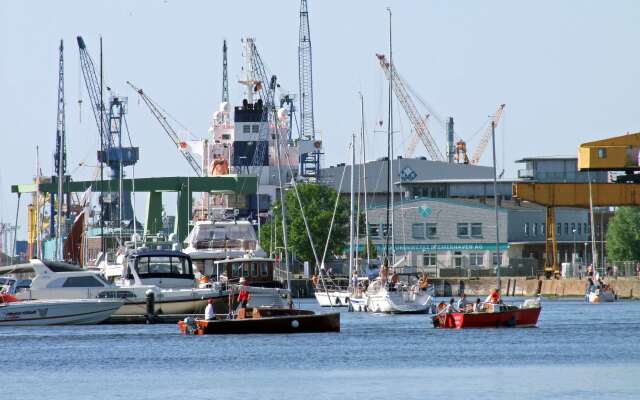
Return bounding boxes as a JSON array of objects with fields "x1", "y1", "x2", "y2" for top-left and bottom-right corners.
[
  {"x1": 606, "y1": 206, "x2": 640, "y2": 261},
  {"x1": 260, "y1": 183, "x2": 349, "y2": 267}
]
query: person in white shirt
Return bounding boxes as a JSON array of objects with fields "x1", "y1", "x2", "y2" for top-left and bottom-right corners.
[{"x1": 204, "y1": 298, "x2": 215, "y2": 320}]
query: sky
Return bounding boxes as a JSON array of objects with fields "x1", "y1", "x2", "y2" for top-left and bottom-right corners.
[{"x1": 1, "y1": 0, "x2": 639, "y2": 240}]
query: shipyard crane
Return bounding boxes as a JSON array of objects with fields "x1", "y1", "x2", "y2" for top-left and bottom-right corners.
[
  {"x1": 222, "y1": 39, "x2": 229, "y2": 103},
  {"x1": 376, "y1": 53, "x2": 444, "y2": 161},
  {"x1": 127, "y1": 81, "x2": 203, "y2": 177},
  {"x1": 454, "y1": 104, "x2": 506, "y2": 165},
  {"x1": 298, "y1": 0, "x2": 315, "y2": 141},
  {"x1": 243, "y1": 39, "x2": 277, "y2": 167},
  {"x1": 77, "y1": 36, "x2": 139, "y2": 224},
  {"x1": 51, "y1": 39, "x2": 66, "y2": 248}
]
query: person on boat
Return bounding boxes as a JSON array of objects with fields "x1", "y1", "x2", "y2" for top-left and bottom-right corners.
[
  {"x1": 351, "y1": 272, "x2": 358, "y2": 290},
  {"x1": 204, "y1": 298, "x2": 215, "y2": 320},
  {"x1": 238, "y1": 277, "x2": 250, "y2": 309},
  {"x1": 485, "y1": 288, "x2": 501, "y2": 304},
  {"x1": 473, "y1": 298, "x2": 483, "y2": 313},
  {"x1": 418, "y1": 274, "x2": 428, "y2": 290},
  {"x1": 456, "y1": 293, "x2": 469, "y2": 311},
  {"x1": 446, "y1": 298, "x2": 457, "y2": 313},
  {"x1": 390, "y1": 271, "x2": 399, "y2": 291},
  {"x1": 311, "y1": 274, "x2": 319, "y2": 288}
]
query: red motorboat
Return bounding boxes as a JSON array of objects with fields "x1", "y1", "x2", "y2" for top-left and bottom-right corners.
[{"x1": 433, "y1": 300, "x2": 542, "y2": 329}]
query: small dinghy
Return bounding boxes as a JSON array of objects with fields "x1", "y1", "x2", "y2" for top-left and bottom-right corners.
[{"x1": 179, "y1": 307, "x2": 340, "y2": 335}]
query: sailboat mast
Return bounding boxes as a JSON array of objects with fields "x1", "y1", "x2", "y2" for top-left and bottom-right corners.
[
  {"x1": 273, "y1": 103, "x2": 291, "y2": 292},
  {"x1": 384, "y1": 7, "x2": 393, "y2": 267},
  {"x1": 349, "y1": 132, "x2": 355, "y2": 282},
  {"x1": 56, "y1": 39, "x2": 66, "y2": 260},
  {"x1": 359, "y1": 93, "x2": 371, "y2": 267},
  {"x1": 491, "y1": 121, "x2": 501, "y2": 290}
]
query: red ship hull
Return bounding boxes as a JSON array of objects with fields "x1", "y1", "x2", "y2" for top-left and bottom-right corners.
[{"x1": 434, "y1": 306, "x2": 541, "y2": 329}]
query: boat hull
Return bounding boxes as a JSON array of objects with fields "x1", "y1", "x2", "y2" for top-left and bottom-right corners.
[
  {"x1": 434, "y1": 306, "x2": 541, "y2": 329},
  {"x1": 0, "y1": 299, "x2": 122, "y2": 326},
  {"x1": 366, "y1": 290, "x2": 432, "y2": 314},
  {"x1": 179, "y1": 309, "x2": 340, "y2": 334},
  {"x1": 587, "y1": 290, "x2": 616, "y2": 303},
  {"x1": 314, "y1": 290, "x2": 350, "y2": 307}
]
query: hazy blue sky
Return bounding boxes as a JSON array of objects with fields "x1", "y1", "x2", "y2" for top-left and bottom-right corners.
[{"x1": 1, "y1": 0, "x2": 639, "y2": 239}]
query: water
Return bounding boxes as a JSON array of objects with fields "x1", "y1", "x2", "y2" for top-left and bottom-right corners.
[{"x1": 2, "y1": 298, "x2": 639, "y2": 400}]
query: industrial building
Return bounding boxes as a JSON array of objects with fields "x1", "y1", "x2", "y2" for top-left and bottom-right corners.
[{"x1": 321, "y1": 155, "x2": 609, "y2": 276}]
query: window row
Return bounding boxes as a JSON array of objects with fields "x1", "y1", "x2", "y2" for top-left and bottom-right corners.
[
  {"x1": 457, "y1": 223, "x2": 482, "y2": 238},
  {"x1": 242, "y1": 124, "x2": 261, "y2": 134},
  {"x1": 423, "y1": 251, "x2": 500, "y2": 268},
  {"x1": 411, "y1": 223, "x2": 438, "y2": 239},
  {"x1": 523, "y1": 222, "x2": 589, "y2": 237},
  {"x1": 370, "y1": 222, "x2": 482, "y2": 238}
]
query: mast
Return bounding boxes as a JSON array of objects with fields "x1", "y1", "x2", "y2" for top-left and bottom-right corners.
[
  {"x1": 384, "y1": 7, "x2": 393, "y2": 267},
  {"x1": 491, "y1": 121, "x2": 501, "y2": 290},
  {"x1": 99, "y1": 37, "x2": 105, "y2": 255},
  {"x1": 349, "y1": 132, "x2": 356, "y2": 283},
  {"x1": 360, "y1": 93, "x2": 371, "y2": 267},
  {"x1": 273, "y1": 97, "x2": 291, "y2": 292},
  {"x1": 222, "y1": 39, "x2": 229, "y2": 103},
  {"x1": 55, "y1": 39, "x2": 66, "y2": 260}
]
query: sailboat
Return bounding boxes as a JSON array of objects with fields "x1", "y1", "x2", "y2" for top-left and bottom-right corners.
[
  {"x1": 355, "y1": 9, "x2": 434, "y2": 314},
  {"x1": 433, "y1": 120, "x2": 542, "y2": 328}
]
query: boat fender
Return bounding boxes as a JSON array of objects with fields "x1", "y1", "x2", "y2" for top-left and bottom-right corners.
[{"x1": 291, "y1": 320, "x2": 299, "y2": 329}]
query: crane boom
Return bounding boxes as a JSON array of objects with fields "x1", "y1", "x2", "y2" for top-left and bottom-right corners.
[
  {"x1": 470, "y1": 104, "x2": 506, "y2": 164},
  {"x1": 76, "y1": 36, "x2": 110, "y2": 149},
  {"x1": 222, "y1": 40, "x2": 229, "y2": 103},
  {"x1": 405, "y1": 114, "x2": 430, "y2": 157},
  {"x1": 127, "y1": 81, "x2": 203, "y2": 176},
  {"x1": 376, "y1": 53, "x2": 444, "y2": 161},
  {"x1": 298, "y1": 0, "x2": 315, "y2": 140}
]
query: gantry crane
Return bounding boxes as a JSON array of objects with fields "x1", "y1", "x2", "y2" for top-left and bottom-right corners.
[
  {"x1": 127, "y1": 81, "x2": 203, "y2": 177},
  {"x1": 376, "y1": 53, "x2": 444, "y2": 161}
]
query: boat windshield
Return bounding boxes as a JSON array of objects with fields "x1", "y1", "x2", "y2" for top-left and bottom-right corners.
[
  {"x1": 186, "y1": 223, "x2": 257, "y2": 250},
  {"x1": 128, "y1": 255, "x2": 194, "y2": 279}
]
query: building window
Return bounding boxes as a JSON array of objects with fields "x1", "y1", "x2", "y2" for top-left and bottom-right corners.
[
  {"x1": 457, "y1": 223, "x2": 469, "y2": 237},
  {"x1": 570, "y1": 223, "x2": 576, "y2": 235},
  {"x1": 492, "y1": 252, "x2": 501, "y2": 266},
  {"x1": 411, "y1": 223, "x2": 425, "y2": 239},
  {"x1": 426, "y1": 223, "x2": 437, "y2": 238},
  {"x1": 368, "y1": 224, "x2": 380, "y2": 237},
  {"x1": 523, "y1": 223, "x2": 529, "y2": 237},
  {"x1": 557, "y1": 223, "x2": 561, "y2": 235},
  {"x1": 564, "y1": 223, "x2": 569, "y2": 235},
  {"x1": 469, "y1": 253, "x2": 484, "y2": 267},
  {"x1": 532, "y1": 223, "x2": 538, "y2": 236},
  {"x1": 584, "y1": 223, "x2": 589, "y2": 234},
  {"x1": 423, "y1": 253, "x2": 437, "y2": 267},
  {"x1": 598, "y1": 148, "x2": 607, "y2": 159},
  {"x1": 471, "y1": 223, "x2": 482, "y2": 237},
  {"x1": 454, "y1": 251, "x2": 463, "y2": 267},
  {"x1": 541, "y1": 223, "x2": 546, "y2": 236},
  {"x1": 382, "y1": 224, "x2": 392, "y2": 237},
  {"x1": 242, "y1": 124, "x2": 251, "y2": 133}
]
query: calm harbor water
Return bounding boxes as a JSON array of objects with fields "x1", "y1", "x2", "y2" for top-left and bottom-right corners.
[{"x1": 2, "y1": 298, "x2": 639, "y2": 400}]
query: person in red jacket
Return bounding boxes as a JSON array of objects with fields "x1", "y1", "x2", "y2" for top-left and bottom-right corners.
[{"x1": 238, "y1": 277, "x2": 250, "y2": 309}]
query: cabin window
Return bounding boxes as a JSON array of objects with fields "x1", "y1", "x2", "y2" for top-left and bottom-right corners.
[
  {"x1": 243, "y1": 125, "x2": 251, "y2": 133},
  {"x1": 598, "y1": 148, "x2": 607, "y2": 159},
  {"x1": 251, "y1": 262, "x2": 259, "y2": 277},
  {"x1": 252, "y1": 124, "x2": 260, "y2": 133},
  {"x1": 541, "y1": 223, "x2": 546, "y2": 235},
  {"x1": 577, "y1": 223, "x2": 582, "y2": 235},
  {"x1": 231, "y1": 263, "x2": 240, "y2": 278},
  {"x1": 532, "y1": 223, "x2": 538, "y2": 236},
  {"x1": 62, "y1": 276, "x2": 105, "y2": 288},
  {"x1": 148, "y1": 257, "x2": 172, "y2": 274},
  {"x1": 557, "y1": 223, "x2": 561, "y2": 236},
  {"x1": 564, "y1": 223, "x2": 569, "y2": 235},
  {"x1": 471, "y1": 223, "x2": 482, "y2": 237},
  {"x1": 204, "y1": 260, "x2": 215, "y2": 277},
  {"x1": 382, "y1": 224, "x2": 392, "y2": 237},
  {"x1": 260, "y1": 263, "x2": 269, "y2": 277},
  {"x1": 426, "y1": 223, "x2": 437, "y2": 238},
  {"x1": 242, "y1": 263, "x2": 250, "y2": 277},
  {"x1": 137, "y1": 258, "x2": 149, "y2": 274},
  {"x1": 571, "y1": 223, "x2": 576, "y2": 235},
  {"x1": 523, "y1": 223, "x2": 529, "y2": 237}
]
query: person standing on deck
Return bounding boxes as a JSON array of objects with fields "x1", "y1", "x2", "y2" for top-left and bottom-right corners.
[
  {"x1": 238, "y1": 277, "x2": 250, "y2": 309},
  {"x1": 456, "y1": 293, "x2": 469, "y2": 311},
  {"x1": 485, "y1": 288, "x2": 501, "y2": 304},
  {"x1": 204, "y1": 298, "x2": 215, "y2": 320}
]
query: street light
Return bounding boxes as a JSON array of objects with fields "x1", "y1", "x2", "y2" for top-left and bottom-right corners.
[{"x1": 572, "y1": 228, "x2": 577, "y2": 267}]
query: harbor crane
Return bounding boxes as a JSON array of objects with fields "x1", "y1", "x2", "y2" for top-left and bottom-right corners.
[
  {"x1": 127, "y1": 81, "x2": 203, "y2": 177},
  {"x1": 455, "y1": 104, "x2": 506, "y2": 165},
  {"x1": 77, "y1": 36, "x2": 138, "y2": 224},
  {"x1": 376, "y1": 53, "x2": 444, "y2": 161},
  {"x1": 222, "y1": 39, "x2": 229, "y2": 103}
]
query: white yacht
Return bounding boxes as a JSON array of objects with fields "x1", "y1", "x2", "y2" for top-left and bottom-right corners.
[
  {"x1": 364, "y1": 277, "x2": 434, "y2": 314},
  {"x1": 0, "y1": 298, "x2": 122, "y2": 326},
  {"x1": 183, "y1": 219, "x2": 267, "y2": 277},
  {"x1": 0, "y1": 258, "x2": 225, "y2": 316}
]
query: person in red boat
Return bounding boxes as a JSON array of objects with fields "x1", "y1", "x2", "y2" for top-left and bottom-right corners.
[
  {"x1": 485, "y1": 288, "x2": 501, "y2": 304},
  {"x1": 238, "y1": 277, "x2": 250, "y2": 309}
]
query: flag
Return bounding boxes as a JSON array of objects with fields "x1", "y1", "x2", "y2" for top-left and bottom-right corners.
[{"x1": 179, "y1": 140, "x2": 204, "y2": 159}]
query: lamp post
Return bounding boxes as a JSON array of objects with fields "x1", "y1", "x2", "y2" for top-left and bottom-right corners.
[{"x1": 572, "y1": 228, "x2": 577, "y2": 266}]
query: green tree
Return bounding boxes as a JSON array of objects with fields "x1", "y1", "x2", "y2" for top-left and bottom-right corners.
[
  {"x1": 606, "y1": 206, "x2": 640, "y2": 261},
  {"x1": 260, "y1": 183, "x2": 349, "y2": 266}
]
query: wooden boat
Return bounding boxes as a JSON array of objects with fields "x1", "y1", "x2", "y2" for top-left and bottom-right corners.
[
  {"x1": 433, "y1": 300, "x2": 542, "y2": 329},
  {"x1": 179, "y1": 307, "x2": 340, "y2": 335}
]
